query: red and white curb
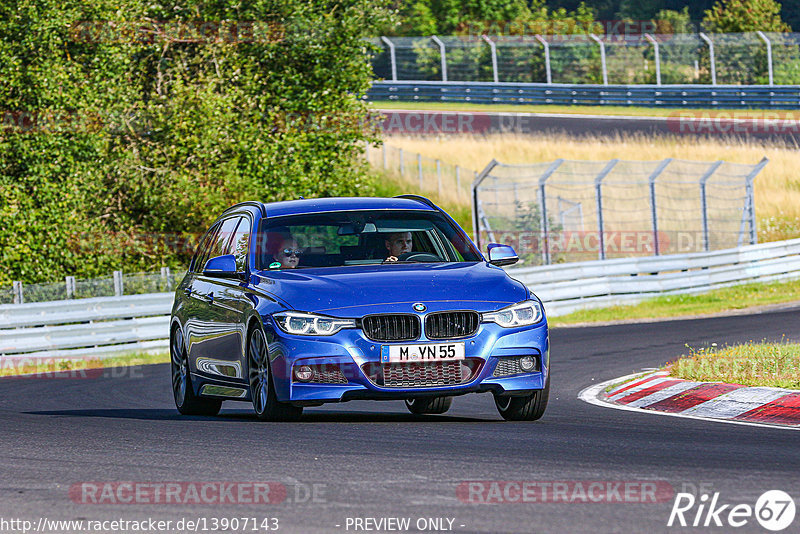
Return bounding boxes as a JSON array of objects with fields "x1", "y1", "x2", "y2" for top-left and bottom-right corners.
[{"x1": 579, "y1": 371, "x2": 800, "y2": 430}]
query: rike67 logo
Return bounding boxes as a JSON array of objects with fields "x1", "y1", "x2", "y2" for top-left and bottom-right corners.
[{"x1": 668, "y1": 490, "x2": 795, "y2": 531}]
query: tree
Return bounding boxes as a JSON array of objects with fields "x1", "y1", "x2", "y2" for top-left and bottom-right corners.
[{"x1": 703, "y1": 0, "x2": 791, "y2": 32}]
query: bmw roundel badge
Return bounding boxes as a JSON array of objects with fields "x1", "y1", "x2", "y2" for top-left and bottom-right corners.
[{"x1": 413, "y1": 303, "x2": 426, "y2": 312}]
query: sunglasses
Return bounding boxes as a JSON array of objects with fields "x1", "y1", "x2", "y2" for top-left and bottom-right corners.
[{"x1": 281, "y1": 248, "x2": 303, "y2": 257}]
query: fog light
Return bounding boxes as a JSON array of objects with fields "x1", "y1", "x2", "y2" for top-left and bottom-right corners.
[
  {"x1": 519, "y1": 356, "x2": 536, "y2": 372},
  {"x1": 294, "y1": 365, "x2": 313, "y2": 382}
]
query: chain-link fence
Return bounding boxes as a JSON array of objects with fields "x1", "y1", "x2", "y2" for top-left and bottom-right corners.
[
  {"x1": 370, "y1": 33, "x2": 800, "y2": 85},
  {"x1": 365, "y1": 142, "x2": 476, "y2": 205},
  {"x1": 473, "y1": 157, "x2": 768, "y2": 265},
  {"x1": 1, "y1": 268, "x2": 186, "y2": 305}
]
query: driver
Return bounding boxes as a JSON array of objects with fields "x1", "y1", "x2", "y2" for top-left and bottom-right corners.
[
  {"x1": 384, "y1": 232, "x2": 412, "y2": 262},
  {"x1": 275, "y1": 236, "x2": 302, "y2": 269}
]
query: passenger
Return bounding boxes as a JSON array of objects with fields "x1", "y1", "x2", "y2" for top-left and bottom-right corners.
[
  {"x1": 384, "y1": 232, "x2": 412, "y2": 262},
  {"x1": 275, "y1": 237, "x2": 302, "y2": 269}
]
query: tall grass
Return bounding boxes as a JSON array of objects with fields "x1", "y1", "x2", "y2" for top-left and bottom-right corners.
[{"x1": 383, "y1": 133, "x2": 800, "y2": 242}]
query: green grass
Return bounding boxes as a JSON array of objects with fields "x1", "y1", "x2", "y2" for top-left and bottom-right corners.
[
  {"x1": 549, "y1": 277, "x2": 800, "y2": 327},
  {"x1": 0, "y1": 351, "x2": 169, "y2": 377},
  {"x1": 668, "y1": 340, "x2": 800, "y2": 389},
  {"x1": 370, "y1": 100, "x2": 792, "y2": 118}
]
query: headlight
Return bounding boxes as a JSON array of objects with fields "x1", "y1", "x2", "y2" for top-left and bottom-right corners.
[
  {"x1": 273, "y1": 312, "x2": 356, "y2": 336},
  {"x1": 482, "y1": 300, "x2": 543, "y2": 327}
]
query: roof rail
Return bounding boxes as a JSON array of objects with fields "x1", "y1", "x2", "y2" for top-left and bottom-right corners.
[
  {"x1": 394, "y1": 194, "x2": 438, "y2": 210},
  {"x1": 221, "y1": 201, "x2": 267, "y2": 217}
]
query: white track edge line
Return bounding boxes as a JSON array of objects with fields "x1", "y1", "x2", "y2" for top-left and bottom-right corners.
[{"x1": 578, "y1": 373, "x2": 800, "y2": 432}]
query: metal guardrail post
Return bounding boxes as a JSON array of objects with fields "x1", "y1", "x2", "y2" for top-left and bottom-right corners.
[
  {"x1": 756, "y1": 31, "x2": 774, "y2": 87},
  {"x1": 647, "y1": 158, "x2": 673, "y2": 255},
  {"x1": 538, "y1": 159, "x2": 564, "y2": 265},
  {"x1": 699, "y1": 33, "x2": 716, "y2": 85},
  {"x1": 472, "y1": 159, "x2": 500, "y2": 250},
  {"x1": 534, "y1": 35, "x2": 551, "y2": 84},
  {"x1": 431, "y1": 35, "x2": 447, "y2": 82},
  {"x1": 380, "y1": 36, "x2": 397, "y2": 82},
  {"x1": 399, "y1": 148, "x2": 404, "y2": 176},
  {"x1": 65, "y1": 276, "x2": 76, "y2": 299},
  {"x1": 481, "y1": 35, "x2": 498, "y2": 83},
  {"x1": 594, "y1": 159, "x2": 619, "y2": 260},
  {"x1": 589, "y1": 34, "x2": 608, "y2": 86},
  {"x1": 745, "y1": 157, "x2": 769, "y2": 244},
  {"x1": 417, "y1": 154, "x2": 423, "y2": 190},
  {"x1": 12, "y1": 281, "x2": 23, "y2": 304},
  {"x1": 699, "y1": 161, "x2": 724, "y2": 252},
  {"x1": 113, "y1": 270, "x2": 124, "y2": 297},
  {"x1": 436, "y1": 159, "x2": 442, "y2": 197},
  {"x1": 644, "y1": 34, "x2": 661, "y2": 86}
]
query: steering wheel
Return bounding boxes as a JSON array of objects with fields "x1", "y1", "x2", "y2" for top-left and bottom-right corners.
[{"x1": 396, "y1": 252, "x2": 442, "y2": 262}]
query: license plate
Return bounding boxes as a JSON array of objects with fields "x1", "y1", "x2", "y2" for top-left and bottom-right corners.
[{"x1": 381, "y1": 342, "x2": 465, "y2": 363}]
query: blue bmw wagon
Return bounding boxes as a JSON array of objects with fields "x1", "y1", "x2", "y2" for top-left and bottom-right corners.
[{"x1": 170, "y1": 196, "x2": 549, "y2": 421}]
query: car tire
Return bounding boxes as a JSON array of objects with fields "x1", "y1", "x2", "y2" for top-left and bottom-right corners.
[
  {"x1": 494, "y1": 374, "x2": 549, "y2": 421},
  {"x1": 171, "y1": 327, "x2": 222, "y2": 416},
  {"x1": 247, "y1": 325, "x2": 303, "y2": 422},
  {"x1": 405, "y1": 396, "x2": 452, "y2": 415}
]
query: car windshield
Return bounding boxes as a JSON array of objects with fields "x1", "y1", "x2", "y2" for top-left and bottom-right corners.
[{"x1": 256, "y1": 210, "x2": 481, "y2": 270}]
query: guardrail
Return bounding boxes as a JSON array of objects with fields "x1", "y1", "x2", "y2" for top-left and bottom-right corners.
[
  {"x1": 2, "y1": 239, "x2": 799, "y2": 358},
  {"x1": 368, "y1": 81, "x2": 800, "y2": 109},
  {"x1": 0, "y1": 293, "x2": 173, "y2": 359},
  {"x1": 509, "y1": 238, "x2": 800, "y2": 317}
]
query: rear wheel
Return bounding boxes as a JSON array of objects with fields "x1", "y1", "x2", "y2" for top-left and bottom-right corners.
[
  {"x1": 405, "y1": 396, "x2": 452, "y2": 415},
  {"x1": 170, "y1": 327, "x2": 222, "y2": 416},
  {"x1": 494, "y1": 374, "x2": 549, "y2": 421},
  {"x1": 248, "y1": 326, "x2": 303, "y2": 422}
]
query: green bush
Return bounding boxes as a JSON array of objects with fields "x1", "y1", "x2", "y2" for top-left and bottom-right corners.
[{"x1": 0, "y1": 0, "x2": 392, "y2": 284}]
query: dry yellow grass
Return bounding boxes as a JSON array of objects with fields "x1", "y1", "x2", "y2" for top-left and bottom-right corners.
[{"x1": 383, "y1": 133, "x2": 800, "y2": 239}]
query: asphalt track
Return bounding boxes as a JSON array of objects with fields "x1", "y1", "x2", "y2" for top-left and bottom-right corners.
[{"x1": 2, "y1": 307, "x2": 800, "y2": 533}]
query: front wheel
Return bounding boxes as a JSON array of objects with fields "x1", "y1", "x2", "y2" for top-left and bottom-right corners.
[
  {"x1": 171, "y1": 327, "x2": 222, "y2": 416},
  {"x1": 405, "y1": 396, "x2": 452, "y2": 415},
  {"x1": 248, "y1": 326, "x2": 303, "y2": 422},
  {"x1": 494, "y1": 375, "x2": 549, "y2": 421}
]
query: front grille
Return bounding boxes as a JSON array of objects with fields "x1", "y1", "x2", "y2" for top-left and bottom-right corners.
[
  {"x1": 425, "y1": 311, "x2": 480, "y2": 339},
  {"x1": 493, "y1": 356, "x2": 539, "y2": 377},
  {"x1": 361, "y1": 359, "x2": 482, "y2": 388},
  {"x1": 311, "y1": 364, "x2": 348, "y2": 384},
  {"x1": 361, "y1": 314, "x2": 420, "y2": 342}
]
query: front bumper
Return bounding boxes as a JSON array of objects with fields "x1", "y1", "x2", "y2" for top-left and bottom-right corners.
[{"x1": 264, "y1": 319, "x2": 549, "y2": 404}]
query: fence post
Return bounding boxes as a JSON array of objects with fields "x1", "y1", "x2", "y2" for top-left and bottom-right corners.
[
  {"x1": 380, "y1": 36, "x2": 398, "y2": 82},
  {"x1": 535, "y1": 35, "x2": 552, "y2": 84},
  {"x1": 65, "y1": 276, "x2": 76, "y2": 299},
  {"x1": 481, "y1": 35, "x2": 499, "y2": 83},
  {"x1": 431, "y1": 35, "x2": 447, "y2": 82},
  {"x1": 745, "y1": 157, "x2": 769, "y2": 244},
  {"x1": 113, "y1": 270, "x2": 124, "y2": 297},
  {"x1": 647, "y1": 158, "x2": 672, "y2": 255},
  {"x1": 594, "y1": 159, "x2": 619, "y2": 260},
  {"x1": 472, "y1": 160, "x2": 500, "y2": 251},
  {"x1": 160, "y1": 266, "x2": 171, "y2": 290},
  {"x1": 12, "y1": 281, "x2": 23, "y2": 304},
  {"x1": 699, "y1": 161, "x2": 724, "y2": 252},
  {"x1": 756, "y1": 31, "x2": 774, "y2": 86},
  {"x1": 538, "y1": 159, "x2": 564, "y2": 265},
  {"x1": 644, "y1": 33, "x2": 661, "y2": 86},
  {"x1": 589, "y1": 34, "x2": 608, "y2": 86},
  {"x1": 699, "y1": 33, "x2": 716, "y2": 85},
  {"x1": 399, "y1": 149, "x2": 404, "y2": 176},
  {"x1": 417, "y1": 154, "x2": 423, "y2": 191},
  {"x1": 436, "y1": 159, "x2": 442, "y2": 197}
]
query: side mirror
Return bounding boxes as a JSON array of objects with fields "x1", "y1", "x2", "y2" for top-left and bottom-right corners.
[
  {"x1": 203, "y1": 254, "x2": 241, "y2": 278},
  {"x1": 487, "y1": 243, "x2": 519, "y2": 267}
]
